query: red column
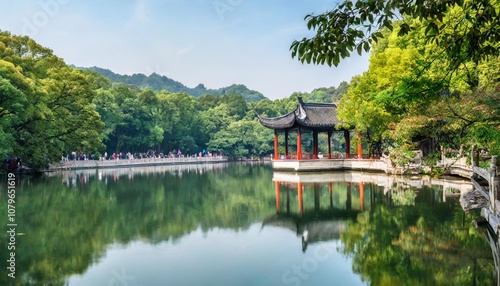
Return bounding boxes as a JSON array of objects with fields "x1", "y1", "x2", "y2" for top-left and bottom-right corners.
[
  {"x1": 298, "y1": 182, "x2": 303, "y2": 215},
  {"x1": 357, "y1": 131, "x2": 362, "y2": 159},
  {"x1": 275, "y1": 181, "x2": 281, "y2": 213},
  {"x1": 285, "y1": 130, "x2": 289, "y2": 159},
  {"x1": 274, "y1": 130, "x2": 279, "y2": 160},
  {"x1": 344, "y1": 130, "x2": 350, "y2": 158},
  {"x1": 359, "y1": 182, "x2": 365, "y2": 211},
  {"x1": 328, "y1": 132, "x2": 332, "y2": 159},
  {"x1": 313, "y1": 131, "x2": 318, "y2": 159},
  {"x1": 297, "y1": 128, "x2": 302, "y2": 160}
]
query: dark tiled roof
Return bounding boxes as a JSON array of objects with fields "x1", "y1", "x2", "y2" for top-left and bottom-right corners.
[
  {"x1": 257, "y1": 109, "x2": 296, "y2": 129},
  {"x1": 258, "y1": 97, "x2": 341, "y2": 130},
  {"x1": 297, "y1": 101, "x2": 340, "y2": 128}
]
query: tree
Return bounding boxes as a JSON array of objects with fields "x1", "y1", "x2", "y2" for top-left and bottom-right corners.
[
  {"x1": 428, "y1": 88, "x2": 500, "y2": 154},
  {"x1": 332, "y1": 81, "x2": 349, "y2": 102},
  {"x1": 197, "y1": 94, "x2": 220, "y2": 111},
  {"x1": 337, "y1": 37, "x2": 421, "y2": 143},
  {"x1": 0, "y1": 31, "x2": 104, "y2": 170},
  {"x1": 207, "y1": 119, "x2": 273, "y2": 158},
  {"x1": 291, "y1": 0, "x2": 500, "y2": 73},
  {"x1": 158, "y1": 91, "x2": 202, "y2": 154},
  {"x1": 0, "y1": 60, "x2": 29, "y2": 159},
  {"x1": 93, "y1": 89, "x2": 121, "y2": 148},
  {"x1": 252, "y1": 99, "x2": 278, "y2": 118},
  {"x1": 219, "y1": 93, "x2": 248, "y2": 120}
]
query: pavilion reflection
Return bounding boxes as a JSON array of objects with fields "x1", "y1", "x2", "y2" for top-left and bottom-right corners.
[{"x1": 263, "y1": 172, "x2": 382, "y2": 252}]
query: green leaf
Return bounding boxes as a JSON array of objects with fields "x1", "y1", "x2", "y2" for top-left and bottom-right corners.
[
  {"x1": 363, "y1": 41, "x2": 370, "y2": 52},
  {"x1": 306, "y1": 52, "x2": 312, "y2": 64}
]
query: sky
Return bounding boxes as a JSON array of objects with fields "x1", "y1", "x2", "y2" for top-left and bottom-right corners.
[{"x1": 0, "y1": 0, "x2": 369, "y2": 100}]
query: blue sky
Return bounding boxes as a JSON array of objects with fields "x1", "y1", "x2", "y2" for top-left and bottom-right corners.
[{"x1": 0, "y1": 0, "x2": 369, "y2": 99}]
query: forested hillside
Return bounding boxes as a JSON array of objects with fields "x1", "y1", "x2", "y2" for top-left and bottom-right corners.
[{"x1": 86, "y1": 66, "x2": 267, "y2": 102}]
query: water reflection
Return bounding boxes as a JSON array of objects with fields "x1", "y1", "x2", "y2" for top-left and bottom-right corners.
[
  {"x1": 264, "y1": 180, "x2": 365, "y2": 253},
  {"x1": 264, "y1": 172, "x2": 495, "y2": 285},
  {"x1": 0, "y1": 164, "x2": 495, "y2": 285},
  {"x1": 46, "y1": 162, "x2": 234, "y2": 188}
]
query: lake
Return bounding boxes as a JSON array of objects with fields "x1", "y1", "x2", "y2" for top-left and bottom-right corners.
[{"x1": 0, "y1": 162, "x2": 495, "y2": 285}]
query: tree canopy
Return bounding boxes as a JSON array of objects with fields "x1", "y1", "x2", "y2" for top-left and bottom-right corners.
[
  {"x1": 0, "y1": 31, "x2": 103, "y2": 170},
  {"x1": 291, "y1": 0, "x2": 500, "y2": 70},
  {"x1": 335, "y1": 19, "x2": 500, "y2": 158}
]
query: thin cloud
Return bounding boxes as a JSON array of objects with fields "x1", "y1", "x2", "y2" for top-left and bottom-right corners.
[{"x1": 177, "y1": 44, "x2": 194, "y2": 55}]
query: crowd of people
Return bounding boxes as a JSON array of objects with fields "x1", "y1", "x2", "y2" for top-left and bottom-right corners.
[
  {"x1": 61, "y1": 149, "x2": 221, "y2": 163},
  {"x1": 2, "y1": 149, "x2": 224, "y2": 171},
  {"x1": 2, "y1": 155, "x2": 21, "y2": 172}
]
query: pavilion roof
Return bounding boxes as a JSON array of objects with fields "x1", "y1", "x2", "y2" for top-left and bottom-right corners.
[
  {"x1": 261, "y1": 214, "x2": 348, "y2": 242},
  {"x1": 258, "y1": 97, "x2": 341, "y2": 131}
]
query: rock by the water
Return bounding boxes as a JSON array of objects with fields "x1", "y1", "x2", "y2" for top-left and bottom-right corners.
[{"x1": 460, "y1": 190, "x2": 488, "y2": 213}]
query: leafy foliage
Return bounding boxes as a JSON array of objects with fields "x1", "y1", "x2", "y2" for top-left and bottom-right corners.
[
  {"x1": 291, "y1": 0, "x2": 500, "y2": 70},
  {"x1": 333, "y1": 15, "x2": 500, "y2": 158},
  {"x1": 0, "y1": 31, "x2": 103, "y2": 170}
]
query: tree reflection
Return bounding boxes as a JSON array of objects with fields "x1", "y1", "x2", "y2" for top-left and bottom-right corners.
[
  {"x1": 340, "y1": 185, "x2": 495, "y2": 285},
  {"x1": 0, "y1": 163, "x2": 276, "y2": 285}
]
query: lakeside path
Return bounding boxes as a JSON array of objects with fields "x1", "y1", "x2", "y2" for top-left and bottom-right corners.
[{"x1": 49, "y1": 156, "x2": 229, "y2": 171}]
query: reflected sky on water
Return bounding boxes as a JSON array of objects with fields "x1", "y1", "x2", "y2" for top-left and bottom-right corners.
[{"x1": 0, "y1": 162, "x2": 495, "y2": 285}]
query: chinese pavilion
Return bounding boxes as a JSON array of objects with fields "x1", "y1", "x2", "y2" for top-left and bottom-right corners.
[{"x1": 258, "y1": 97, "x2": 362, "y2": 160}]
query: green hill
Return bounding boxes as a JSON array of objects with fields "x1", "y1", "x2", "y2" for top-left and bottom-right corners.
[{"x1": 85, "y1": 67, "x2": 267, "y2": 102}]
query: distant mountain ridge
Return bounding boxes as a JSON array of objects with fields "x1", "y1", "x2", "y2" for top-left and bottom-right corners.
[{"x1": 85, "y1": 66, "x2": 267, "y2": 102}]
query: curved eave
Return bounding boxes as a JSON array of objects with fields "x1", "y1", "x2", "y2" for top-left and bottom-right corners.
[{"x1": 257, "y1": 108, "x2": 297, "y2": 130}]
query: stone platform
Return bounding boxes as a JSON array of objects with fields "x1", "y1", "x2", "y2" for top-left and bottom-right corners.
[{"x1": 272, "y1": 159, "x2": 393, "y2": 173}]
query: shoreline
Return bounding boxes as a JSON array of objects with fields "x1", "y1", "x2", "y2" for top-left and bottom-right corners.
[{"x1": 47, "y1": 156, "x2": 230, "y2": 171}]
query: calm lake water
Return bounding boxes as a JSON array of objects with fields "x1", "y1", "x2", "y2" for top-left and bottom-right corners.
[{"x1": 0, "y1": 162, "x2": 496, "y2": 285}]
